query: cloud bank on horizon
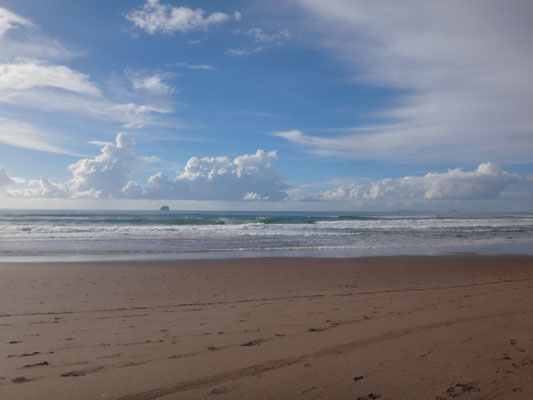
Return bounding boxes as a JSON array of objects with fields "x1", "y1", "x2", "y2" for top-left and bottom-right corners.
[
  {"x1": 0, "y1": 133, "x2": 530, "y2": 207},
  {"x1": 0, "y1": 133, "x2": 288, "y2": 202},
  {"x1": 0, "y1": 1, "x2": 532, "y2": 210}
]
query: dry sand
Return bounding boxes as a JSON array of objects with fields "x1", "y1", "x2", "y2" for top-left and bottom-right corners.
[{"x1": 1, "y1": 255, "x2": 533, "y2": 400}]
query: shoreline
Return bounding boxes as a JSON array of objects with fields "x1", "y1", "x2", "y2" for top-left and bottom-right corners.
[
  {"x1": 2, "y1": 252, "x2": 533, "y2": 265},
  {"x1": 2, "y1": 239, "x2": 533, "y2": 263},
  {"x1": 2, "y1": 255, "x2": 533, "y2": 399}
]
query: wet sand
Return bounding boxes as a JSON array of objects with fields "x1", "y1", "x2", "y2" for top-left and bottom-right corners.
[{"x1": 1, "y1": 255, "x2": 533, "y2": 399}]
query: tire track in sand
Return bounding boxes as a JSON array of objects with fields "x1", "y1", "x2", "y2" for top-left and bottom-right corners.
[{"x1": 115, "y1": 308, "x2": 533, "y2": 400}]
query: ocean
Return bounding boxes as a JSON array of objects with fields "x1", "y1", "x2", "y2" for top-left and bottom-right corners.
[{"x1": 0, "y1": 210, "x2": 532, "y2": 261}]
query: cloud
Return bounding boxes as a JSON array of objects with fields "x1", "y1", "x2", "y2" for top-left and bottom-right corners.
[
  {"x1": 226, "y1": 47, "x2": 263, "y2": 57},
  {"x1": 176, "y1": 62, "x2": 214, "y2": 71},
  {"x1": 0, "y1": 6, "x2": 33, "y2": 37},
  {"x1": 2, "y1": 136, "x2": 531, "y2": 206},
  {"x1": 144, "y1": 150, "x2": 287, "y2": 201},
  {"x1": 10, "y1": 177, "x2": 70, "y2": 198},
  {"x1": 0, "y1": 7, "x2": 77, "y2": 62},
  {"x1": 0, "y1": 61, "x2": 169, "y2": 131},
  {"x1": 126, "y1": 0, "x2": 233, "y2": 34},
  {"x1": 1, "y1": 134, "x2": 287, "y2": 201},
  {"x1": 243, "y1": 192, "x2": 269, "y2": 200},
  {"x1": 0, "y1": 62, "x2": 101, "y2": 96},
  {"x1": 233, "y1": 11, "x2": 242, "y2": 22},
  {"x1": 228, "y1": 27, "x2": 290, "y2": 58},
  {"x1": 288, "y1": 0, "x2": 533, "y2": 163},
  {"x1": 0, "y1": 6, "x2": 171, "y2": 152},
  {"x1": 7, "y1": 133, "x2": 153, "y2": 198},
  {"x1": 303, "y1": 163, "x2": 523, "y2": 202},
  {"x1": 0, "y1": 117, "x2": 78, "y2": 155},
  {"x1": 246, "y1": 28, "x2": 290, "y2": 43},
  {"x1": 0, "y1": 166, "x2": 15, "y2": 187},
  {"x1": 128, "y1": 72, "x2": 174, "y2": 95},
  {"x1": 68, "y1": 132, "x2": 153, "y2": 198},
  {"x1": 108, "y1": 103, "x2": 170, "y2": 128}
]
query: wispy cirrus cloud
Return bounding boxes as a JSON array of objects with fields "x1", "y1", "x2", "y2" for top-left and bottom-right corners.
[
  {"x1": 0, "y1": 117, "x2": 78, "y2": 155},
  {"x1": 285, "y1": 0, "x2": 533, "y2": 164},
  {"x1": 0, "y1": 6, "x2": 172, "y2": 153},
  {"x1": 0, "y1": 62, "x2": 169, "y2": 129},
  {"x1": 175, "y1": 62, "x2": 214, "y2": 71},
  {"x1": 228, "y1": 27, "x2": 290, "y2": 57},
  {"x1": 0, "y1": 7, "x2": 78, "y2": 62},
  {"x1": 0, "y1": 62, "x2": 100, "y2": 96},
  {"x1": 126, "y1": 70, "x2": 175, "y2": 95},
  {"x1": 0, "y1": 6, "x2": 33, "y2": 36}
]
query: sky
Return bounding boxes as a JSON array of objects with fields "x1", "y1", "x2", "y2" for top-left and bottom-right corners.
[{"x1": 0, "y1": 0, "x2": 532, "y2": 211}]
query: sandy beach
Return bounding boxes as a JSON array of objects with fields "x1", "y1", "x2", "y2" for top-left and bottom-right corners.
[{"x1": 1, "y1": 255, "x2": 533, "y2": 399}]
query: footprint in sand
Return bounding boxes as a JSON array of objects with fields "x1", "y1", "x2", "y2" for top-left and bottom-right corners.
[
  {"x1": 240, "y1": 339, "x2": 262, "y2": 346},
  {"x1": 356, "y1": 394, "x2": 381, "y2": 400},
  {"x1": 22, "y1": 361, "x2": 49, "y2": 368},
  {"x1": 441, "y1": 382, "x2": 481, "y2": 397},
  {"x1": 60, "y1": 366, "x2": 104, "y2": 377},
  {"x1": 209, "y1": 387, "x2": 231, "y2": 395}
]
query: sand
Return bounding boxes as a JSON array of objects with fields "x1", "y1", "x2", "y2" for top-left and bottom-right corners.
[{"x1": 1, "y1": 255, "x2": 533, "y2": 399}]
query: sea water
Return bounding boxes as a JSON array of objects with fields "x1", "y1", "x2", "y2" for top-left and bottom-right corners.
[{"x1": 0, "y1": 210, "x2": 532, "y2": 261}]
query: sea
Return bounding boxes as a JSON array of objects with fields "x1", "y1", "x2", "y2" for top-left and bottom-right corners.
[{"x1": 0, "y1": 210, "x2": 532, "y2": 261}]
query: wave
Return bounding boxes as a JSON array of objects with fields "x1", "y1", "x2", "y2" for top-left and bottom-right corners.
[{"x1": 0, "y1": 213, "x2": 382, "y2": 226}]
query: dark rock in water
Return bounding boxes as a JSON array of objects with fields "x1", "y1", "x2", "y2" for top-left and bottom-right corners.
[{"x1": 160, "y1": 205, "x2": 170, "y2": 211}]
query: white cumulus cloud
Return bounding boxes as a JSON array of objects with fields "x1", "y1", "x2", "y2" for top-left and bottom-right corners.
[
  {"x1": 68, "y1": 133, "x2": 153, "y2": 198},
  {"x1": 2, "y1": 133, "x2": 152, "y2": 198},
  {"x1": 145, "y1": 150, "x2": 287, "y2": 201},
  {"x1": 243, "y1": 192, "x2": 269, "y2": 200},
  {"x1": 306, "y1": 163, "x2": 523, "y2": 202},
  {"x1": 126, "y1": 0, "x2": 233, "y2": 34},
  {"x1": 0, "y1": 134, "x2": 287, "y2": 201}
]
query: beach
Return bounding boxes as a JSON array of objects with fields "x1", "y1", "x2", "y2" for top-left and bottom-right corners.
[{"x1": 1, "y1": 255, "x2": 533, "y2": 399}]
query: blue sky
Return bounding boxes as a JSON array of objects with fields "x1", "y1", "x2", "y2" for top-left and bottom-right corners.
[{"x1": 0, "y1": 0, "x2": 532, "y2": 210}]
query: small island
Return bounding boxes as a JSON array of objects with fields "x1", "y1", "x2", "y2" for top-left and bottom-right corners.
[{"x1": 159, "y1": 205, "x2": 170, "y2": 211}]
